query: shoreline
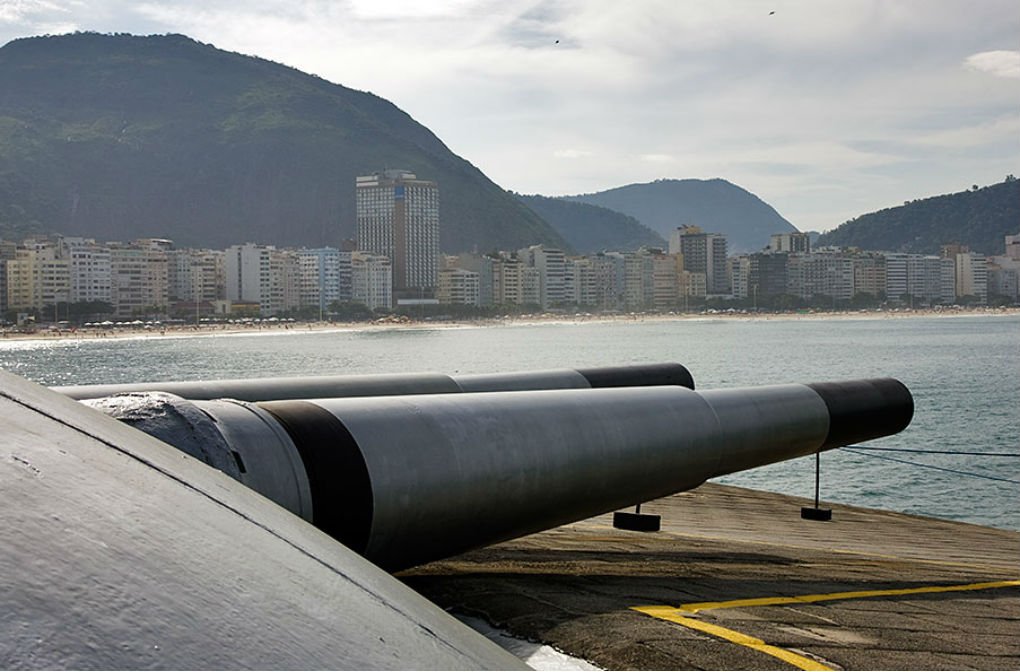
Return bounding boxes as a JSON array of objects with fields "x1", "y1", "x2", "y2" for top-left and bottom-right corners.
[{"x1": 2, "y1": 305, "x2": 1017, "y2": 344}]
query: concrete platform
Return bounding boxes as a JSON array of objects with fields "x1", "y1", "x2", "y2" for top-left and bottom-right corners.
[{"x1": 402, "y1": 483, "x2": 1020, "y2": 670}]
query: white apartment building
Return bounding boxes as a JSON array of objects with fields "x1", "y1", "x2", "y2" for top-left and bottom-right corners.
[
  {"x1": 492, "y1": 257, "x2": 521, "y2": 306},
  {"x1": 679, "y1": 271, "x2": 707, "y2": 304},
  {"x1": 568, "y1": 257, "x2": 600, "y2": 308},
  {"x1": 224, "y1": 243, "x2": 299, "y2": 316},
  {"x1": 988, "y1": 256, "x2": 1020, "y2": 301},
  {"x1": 955, "y1": 252, "x2": 988, "y2": 304},
  {"x1": 109, "y1": 243, "x2": 169, "y2": 319},
  {"x1": 728, "y1": 255, "x2": 751, "y2": 300},
  {"x1": 622, "y1": 252, "x2": 648, "y2": 309},
  {"x1": 786, "y1": 253, "x2": 854, "y2": 302},
  {"x1": 883, "y1": 253, "x2": 955, "y2": 305},
  {"x1": 5, "y1": 241, "x2": 71, "y2": 314},
  {"x1": 649, "y1": 251, "x2": 681, "y2": 310},
  {"x1": 167, "y1": 249, "x2": 224, "y2": 304},
  {"x1": 59, "y1": 237, "x2": 112, "y2": 305},
  {"x1": 270, "y1": 249, "x2": 301, "y2": 316},
  {"x1": 351, "y1": 251, "x2": 392, "y2": 311},
  {"x1": 518, "y1": 245, "x2": 568, "y2": 309},
  {"x1": 448, "y1": 253, "x2": 495, "y2": 306},
  {"x1": 225, "y1": 243, "x2": 271, "y2": 310},
  {"x1": 491, "y1": 256, "x2": 540, "y2": 307},
  {"x1": 852, "y1": 255, "x2": 886, "y2": 299},
  {"x1": 436, "y1": 268, "x2": 480, "y2": 306},
  {"x1": 299, "y1": 248, "x2": 350, "y2": 315},
  {"x1": 592, "y1": 253, "x2": 626, "y2": 310}
]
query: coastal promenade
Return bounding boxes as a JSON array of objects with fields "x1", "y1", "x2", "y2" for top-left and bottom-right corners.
[{"x1": 403, "y1": 483, "x2": 1020, "y2": 670}]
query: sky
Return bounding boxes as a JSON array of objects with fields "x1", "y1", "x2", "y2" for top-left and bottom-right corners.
[{"x1": 1, "y1": 0, "x2": 1018, "y2": 233}]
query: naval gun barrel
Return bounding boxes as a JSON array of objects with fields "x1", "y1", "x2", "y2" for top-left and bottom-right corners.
[
  {"x1": 86, "y1": 378, "x2": 912, "y2": 571},
  {"x1": 55, "y1": 362, "x2": 695, "y2": 401}
]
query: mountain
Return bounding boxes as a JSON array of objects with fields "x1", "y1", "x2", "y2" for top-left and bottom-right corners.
[
  {"x1": 0, "y1": 32, "x2": 568, "y2": 252},
  {"x1": 563, "y1": 178, "x2": 797, "y2": 254},
  {"x1": 514, "y1": 193, "x2": 666, "y2": 253},
  {"x1": 815, "y1": 179, "x2": 1020, "y2": 255}
]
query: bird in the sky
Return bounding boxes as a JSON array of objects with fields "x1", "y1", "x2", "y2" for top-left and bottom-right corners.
[{"x1": 769, "y1": 10, "x2": 775, "y2": 15}]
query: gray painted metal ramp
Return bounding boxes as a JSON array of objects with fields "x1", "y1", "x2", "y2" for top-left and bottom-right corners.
[{"x1": 0, "y1": 369, "x2": 525, "y2": 670}]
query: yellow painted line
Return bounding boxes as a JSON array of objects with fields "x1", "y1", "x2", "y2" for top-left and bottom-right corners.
[
  {"x1": 632, "y1": 580, "x2": 1020, "y2": 671},
  {"x1": 633, "y1": 606, "x2": 831, "y2": 671},
  {"x1": 674, "y1": 579, "x2": 1020, "y2": 614}
]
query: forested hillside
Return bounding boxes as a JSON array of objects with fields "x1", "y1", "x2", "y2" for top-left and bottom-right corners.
[
  {"x1": 816, "y1": 178, "x2": 1019, "y2": 255},
  {"x1": 564, "y1": 178, "x2": 797, "y2": 253},
  {"x1": 515, "y1": 194, "x2": 665, "y2": 253},
  {"x1": 0, "y1": 32, "x2": 567, "y2": 252}
]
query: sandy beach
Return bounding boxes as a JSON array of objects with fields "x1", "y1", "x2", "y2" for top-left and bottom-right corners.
[{"x1": 2, "y1": 305, "x2": 1016, "y2": 344}]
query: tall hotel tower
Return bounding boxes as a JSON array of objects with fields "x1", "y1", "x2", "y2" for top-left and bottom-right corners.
[{"x1": 355, "y1": 170, "x2": 439, "y2": 299}]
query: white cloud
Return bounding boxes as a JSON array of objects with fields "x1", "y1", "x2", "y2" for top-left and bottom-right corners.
[
  {"x1": 553, "y1": 149, "x2": 593, "y2": 159},
  {"x1": 639, "y1": 154, "x2": 676, "y2": 164},
  {"x1": 912, "y1": 114, "x2": 1020, "y2": 149},
  {"x1": 965, "y1": 50, "x2": 1020, "y2": 79},
  {"x1": 0, "y1": 0, "x2": 77, "y2": 25},
  {"x1": 346, "y1": 0, "x2": 481, "y2": 21}
]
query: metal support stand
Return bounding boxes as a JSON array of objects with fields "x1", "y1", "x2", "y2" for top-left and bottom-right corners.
[
  {"x1": 613, "y1": 502, "x2": 661, "y2": 532},
  {"x1": 801, "y1": 450, "x2": 832, "y2": 521}
]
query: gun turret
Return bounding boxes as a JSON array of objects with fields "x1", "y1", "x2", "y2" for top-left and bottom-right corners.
[{"x1": 84, "y1": 374, "x2": 913, "y2": 571}]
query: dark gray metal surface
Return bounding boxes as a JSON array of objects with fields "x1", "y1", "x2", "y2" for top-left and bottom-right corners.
[
  {"x1": 55, "y1": 371, "x2": 462, "y2": 401},
  {"x1": 297, "y1": 384, "x2": 840, "y2": 570},
  {"x1": 54, "y1": 362, "x2": 695, "y2": 401},
  {"x1": 79, "y1": 375, "x2": 913, "y2": 575},
  {"x1": 453, "y1": 368, "x2": 590, "y2": 392},
  {"x1": 305, "y1": 387, "x2": 722, "y2": 570},
  {"x1": 0, "y1": 369, "x2": 526, "y2": 670},
  {"x1": 698, "y1": 385, "x2": 830, "y2": 477}
]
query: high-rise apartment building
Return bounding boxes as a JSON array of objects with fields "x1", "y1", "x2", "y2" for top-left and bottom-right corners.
[
  {"x1": 786, "y1": 253, "x2": 854, "y2": 302},
  {"x1": 883, "y1": 253, "x2": 955, "y2": 305},
  {"x1": 108, "y1": 241, "x2": 169, "y2": 319},
  {"x1": 356, "y1": 170, "x2": 439, "y2": 299},
  {"x1": 167, "y1": 249, "x2": 224, "y2": 306},
  {"x1": 5, "y1": 240, "x2": 71, "y2": 315},
  {"x1": 748, "y1": 252, "x2": 788, "y2": 301},
  {"x1": 955, "y1": 252, "x2": 987, "y2": 304},
  {"x1": 224, "y1": 243, "x2": 299, "y2": 316},
  {"x1": 518, "y1": 245, "x2": 567, "y2": 309},
  {"x1": 59, "y1": 237, "x2": 112, "y2": 305},
  {"x1": 448, "y1": 253, "x2": 495, "y2": 306},
  {"x1": 852, "y1": 254, "x2": 887, "y2": 299},
  {"x1": 299, "y1": 248, "x2": 351, "y2": 315},
  {"x1": 568, "y1": 257, "x2": 599, "y2": 308},
  {"x1": 728, "y1": 255, "x2": 751, "y2": 300},
  {"x1": 436, "y1": 268, "x2": 480, "y2": 306},
  {"x1": 669, "y1": 226, "x2": 730, "y2": 294}
]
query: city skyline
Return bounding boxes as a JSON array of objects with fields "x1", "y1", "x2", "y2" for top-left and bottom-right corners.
[
  {"x1": 1, "y1": 1, "x2": 1017, "y2": 235},
  {"x1": 3, "y1": 227, "x2": 1015, "y2": 323}
]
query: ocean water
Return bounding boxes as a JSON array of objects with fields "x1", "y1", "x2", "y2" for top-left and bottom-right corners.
[{"x1": 2, "y1": 314, "x2": 1017, "y2": 531}]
